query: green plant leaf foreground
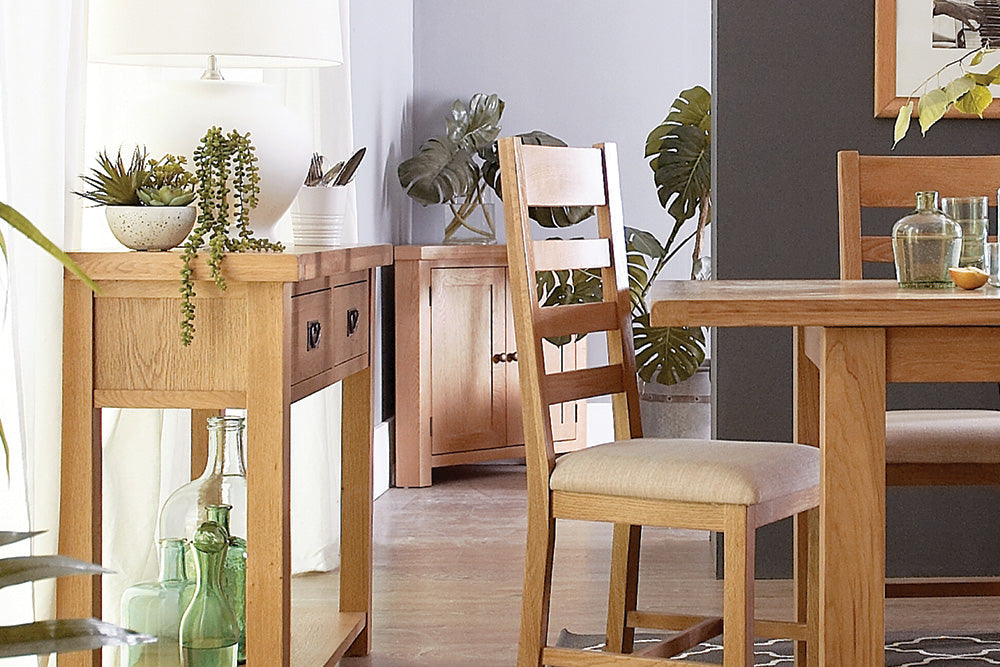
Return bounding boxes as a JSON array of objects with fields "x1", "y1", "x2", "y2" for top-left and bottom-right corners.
[
  {"x1": 0, "y1": 202, "x2": 100, "y2": 294},
  {"x1": 0, "y1": 531, "x2": 44, "y2": 548},
  {"x1": 893, "y1": 102, "x2": 913, "y2": 148},
  {"x1": 0, "y1": 619, "x2": 154, "y2": 658},
  {"x1": 0, "y1": 555, "x2": 111, "y2": 589}
]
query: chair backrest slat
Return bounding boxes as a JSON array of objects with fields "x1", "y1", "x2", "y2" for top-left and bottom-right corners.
[
  {"x1": 518, "y1": 145, "x2": 608, "y2": 206},
  {"x1": 499, "y1": 138, "x2": 643, "y2": 484},
  {"x1": 533, "y1": 238, "x2": 611, "y2": 272},
  {"x1": 541, "y1": 365, "x2": 627, "y2": 406},
  {"x1": 838, "y1": 150, "x2": 1000, "y2": 278},
  {"x1": 534, "y1": 301, "x2": 620, "y2": 340}
]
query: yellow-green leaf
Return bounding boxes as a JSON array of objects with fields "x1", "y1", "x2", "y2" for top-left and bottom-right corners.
[
  {"x1": 918, "y1": 88, "x2": 950, "y2": 134},
  {"x1": 954, "y1": 84, "x2": 993, "y2": 116},
  {"x1": 0, "y1": 202, "x2": 100, "y2": 294},
  {"x1": 972, "y1": 50, "x2": 985, "y2": 66},
  {"x1": 967, "y1": 72, "x2": 999, "y2": 85},
  {"x1": 893, "y1": 102, "x2": 913, "y2": 148},
  {"x1": 943, "y1": 76, "x2": 975, "y2": 103}
]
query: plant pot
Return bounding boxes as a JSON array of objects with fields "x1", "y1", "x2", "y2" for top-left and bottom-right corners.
[
  {"x1": 638, "y1": 363, "x2": 711, "y2": 439},
  {"x1": 443, "y1": 198, "x2": 497, "y2": 245},
  {"x1": 105, "y1": 205, "x2": 196, "y2": 251},
  {"x1": 290, "y1": 186, "x2": 348, "y2": 246}
]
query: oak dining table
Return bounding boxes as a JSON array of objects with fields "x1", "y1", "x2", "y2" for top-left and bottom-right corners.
[{"x1": 649, "y1": 278, "x2": 1000, "y2": 666}]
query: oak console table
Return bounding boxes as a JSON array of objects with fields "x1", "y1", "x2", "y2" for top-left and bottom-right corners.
[{"x1": 57, "y1": 245, "x2": 392, "y2": 666}]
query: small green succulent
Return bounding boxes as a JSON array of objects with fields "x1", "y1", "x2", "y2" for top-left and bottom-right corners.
[
  {"x1": 74, "y1": 147, "x2": 151, "y2": 206},
  {"x1": 138, "y1": 185, "x2": 196, "y2": 206}
]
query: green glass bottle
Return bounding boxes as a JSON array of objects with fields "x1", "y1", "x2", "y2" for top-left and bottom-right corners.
[
  {"x1": 205, "y1": 504, "x2": 246, "y2": 664},
  {"x1": 180, "y1": 521, "x2": 239, "y2": 667},
  {"x1": 120, "y1": 538, "x2": 193, "y2": 666}
]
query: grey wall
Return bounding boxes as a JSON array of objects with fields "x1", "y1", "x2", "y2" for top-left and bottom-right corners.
[
  {"x1": 715, "y1": 0, "x2": 1000, "y2": 576},
  {"x1": 409, "y1": 0, "x2": 710, "y2": 281},
  {"x1": 351, "y1": 0, "x2": 413, "y2": 422}
]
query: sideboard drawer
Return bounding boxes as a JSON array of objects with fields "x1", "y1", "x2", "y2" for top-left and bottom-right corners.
[
  {"x1": 332, "y1": 278, "x2": 369, "y2": 366},
  {"x1": 290, "y1": 287, "x2": 333, "y2": 385}
]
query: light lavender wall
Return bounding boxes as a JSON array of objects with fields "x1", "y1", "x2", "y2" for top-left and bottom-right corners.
[{"x1": 409, "y1": 1, "x2": 711, "y2": 279}]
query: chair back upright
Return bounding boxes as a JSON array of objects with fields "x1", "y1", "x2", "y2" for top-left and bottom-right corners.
[
  {"x1": 497, "y1": 138, "x2": 642, "y2": 495},
  {"x1": 837, "y1": 150, "x2": 1000, "y2": 278}
]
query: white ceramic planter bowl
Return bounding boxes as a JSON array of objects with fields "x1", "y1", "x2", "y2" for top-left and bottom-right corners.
[{"x1": 105, "y1": 205, "x2": 197, "y2": 251}]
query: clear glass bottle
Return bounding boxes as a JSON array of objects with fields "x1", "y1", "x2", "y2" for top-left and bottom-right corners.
[
  {"x1": 159, "y1": 416, "x2": 247, "y2": 546},
  {"x1": 942, "y1": 195, "x2": 989, "y2": 269},
  {"x1": 891, "y1": 191, "x2": 963, "y2": 288},
  {"x1": 180, "y1": 521, "x2": 239, "y2": 667},
  {"x1": 206, "y1": 504, "x2": 246, "y2": 664},
  {"x1": 120, "y1": 538, "x2": 194, "y2": 666}
]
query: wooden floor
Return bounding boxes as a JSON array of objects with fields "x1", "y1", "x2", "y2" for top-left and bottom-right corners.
[{"x1": 289, "y1": 462, "x2": 1000, "y2": 666}]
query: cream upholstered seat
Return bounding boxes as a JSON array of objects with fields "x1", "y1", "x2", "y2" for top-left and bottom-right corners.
[
  {"x1": 838, "y1": 150, "x2": 1000, "y2": 599},
  {"x1": 550, "y1": 439, "x2": 819, "y2": 505},
  {"x1": 499, "y1": 137, "x2": 820, "y2": 667}
]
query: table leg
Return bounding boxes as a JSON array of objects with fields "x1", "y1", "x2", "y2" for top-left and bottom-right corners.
[
  {"x1": 58, "y1": 276, "x2": 101, "y2": 667},
  {"x1": 245, "y1": 283, "x2": 292, "y2": 666},
  {"x1": 341, "y1": 365, "x2": 373, "y2": 656},
  {"x1": 817, "y1": 327, "x2": 886, "y2": 665}
]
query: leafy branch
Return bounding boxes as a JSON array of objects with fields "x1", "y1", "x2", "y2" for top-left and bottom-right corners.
[{"x1": 893, "y1": 47, "x2": 1000, "y2": 147}]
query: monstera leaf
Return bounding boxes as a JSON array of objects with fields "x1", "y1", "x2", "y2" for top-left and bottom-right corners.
[
  {"x1": 398, "y1": 94, "x2": 504, "y2": 206},
  {"x1": 632, "y1": 315, "x2": 706, "y2": 385},
  {"x1": 481, "y1": 131, "x2": 595, "y2": 227},
  {"x1": 535, "y1": 265, "x2": 603, "y2": 347},
  {"x1": 645, "y1": 85, "x2": 711, "y2": 226},
  {"x1": 626, "y1": 226, "x2": 707, "y2": 385}
]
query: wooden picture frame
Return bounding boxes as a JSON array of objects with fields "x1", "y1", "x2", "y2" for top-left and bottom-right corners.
[{"x1": 875, "y1": 0, "x2": 1000, "y2": 118}]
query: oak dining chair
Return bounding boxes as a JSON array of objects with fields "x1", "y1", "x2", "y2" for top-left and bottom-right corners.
[
  {"x1": 498, "y1": 136, "x2": 821, "y2": 666},
  {"x1": 838, "y1": 149, "x2": 1000, "y2": 599}
]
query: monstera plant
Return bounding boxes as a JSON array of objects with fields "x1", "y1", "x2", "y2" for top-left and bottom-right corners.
[{"x1": 398, "y1": 93, "x2": 505, "y2": 243}]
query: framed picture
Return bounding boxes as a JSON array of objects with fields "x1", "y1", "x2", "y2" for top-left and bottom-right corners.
[{"x1": 875, "y1": 0, "x2": 1000, "y2": 118}]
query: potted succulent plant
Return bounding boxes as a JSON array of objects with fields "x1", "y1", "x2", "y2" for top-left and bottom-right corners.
[
  {"x1": 75, "y1": 147, "x2": 197, "y2": 251},
  {"x1": 398, "y1": 93, "x2": 503, "y2": 244},
  {"x1": 179, "y1": 126, "x2": 283, "y2": 346}
]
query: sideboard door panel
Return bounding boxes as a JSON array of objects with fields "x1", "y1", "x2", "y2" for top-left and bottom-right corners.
[{"x1": 429, "y1": 267, "x2": 508, "y2": 454}]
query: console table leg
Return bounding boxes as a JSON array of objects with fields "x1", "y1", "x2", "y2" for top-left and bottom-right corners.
[
  {"x1": 245, "y1": 283, "x2": 292, "y2": 666},
  {"x1": 342, "y1": 365, "x2": 373, "y2": 656}
]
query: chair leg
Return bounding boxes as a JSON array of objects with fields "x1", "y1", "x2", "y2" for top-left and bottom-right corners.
[
  {"x1": 518, "y1": 508, "x2": 557, "y2": 667},
  {"x1": 606, "y1": 523, "x2": 641, "y2": 653},
  {"x1": 793, "y1": 507, "x2": 819, "y2": 667},
  {"x1": 723, "y1": 505, "x2": 755, "y2": 667}
]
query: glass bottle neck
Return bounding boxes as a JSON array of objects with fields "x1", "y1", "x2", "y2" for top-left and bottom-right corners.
[
  {"x1": 915, "y1": 191, "x2": 940, "y2": 212},
  {"x1": 193, "y1": 549, "x2": 225, "y2": 591},
  {"x1": 200, "y1": 416, "x2": 246, "y2": 478},
  {"x1": 159, "y1": 538, "x2": 188, "y2": 582}
]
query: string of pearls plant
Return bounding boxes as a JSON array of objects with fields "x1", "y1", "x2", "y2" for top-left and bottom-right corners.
[{"x1": 179, "y1": 127, "x2": 284, "y2": 345}]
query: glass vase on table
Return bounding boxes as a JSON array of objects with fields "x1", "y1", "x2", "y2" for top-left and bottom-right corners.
[
  {"x1": 891, "y1": 191, "x2": 962, "y2": 288},
  {"x1": 443, "y1": 183, "x2": 497, "y2": 245}
]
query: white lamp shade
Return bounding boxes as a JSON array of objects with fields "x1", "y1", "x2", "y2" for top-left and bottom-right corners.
[
  {"x1": 123, "y1": 80, "x2": 312, "y2": 239},
  {"x1": 88, "y1": 0, "x2": 343, "y2": 67}
]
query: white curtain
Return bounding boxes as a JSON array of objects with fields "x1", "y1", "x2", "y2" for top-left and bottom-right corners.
[
  {"x1": 0, "y1": 0, "x2": 355, "y2": 646},
  {"x1": 0, "y1": 0, "x2": 89, "y2": 645}
]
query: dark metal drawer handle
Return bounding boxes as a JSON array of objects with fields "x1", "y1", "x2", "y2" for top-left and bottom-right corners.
[
  {"x1": 346, "y1": 308, "x2": 360, "y2": 336},
  {"x1": 306, "y1": 320, "x2": 322, "y2": 350}
]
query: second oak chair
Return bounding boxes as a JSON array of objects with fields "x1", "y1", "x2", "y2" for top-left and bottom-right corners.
[
  {"x1": 838, "y1": 149, "x2": 1000, "y2": 598},
  {"x1": 499, "y1": 136, "x2": 821, "y2": 666}
]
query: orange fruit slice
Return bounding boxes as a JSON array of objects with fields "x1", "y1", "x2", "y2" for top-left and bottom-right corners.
[{"x1": 949, "y1": 266, "x2": 989, "y2": 290}]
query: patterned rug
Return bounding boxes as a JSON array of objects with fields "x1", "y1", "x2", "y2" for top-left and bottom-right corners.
[{"x1": 556, "y1": 629, "x2": 1000, "y2": 665}]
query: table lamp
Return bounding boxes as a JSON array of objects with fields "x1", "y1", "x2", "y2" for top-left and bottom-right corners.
[{"x1": 88, "y1": 0, "x2": 343, "y2": 239}]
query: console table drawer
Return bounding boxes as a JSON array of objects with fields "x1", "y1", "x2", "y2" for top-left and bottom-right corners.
[
  {"x1": 290, "y1": 287, "x2": 334, "y2": 385},
  {"x1": 332, "y1": 278, "x2": 370, "y2": 366}
]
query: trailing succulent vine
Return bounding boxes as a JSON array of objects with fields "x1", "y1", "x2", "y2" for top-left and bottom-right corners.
[{"x1": 179, "y1": 127, "x2": 284, "y2": 346}]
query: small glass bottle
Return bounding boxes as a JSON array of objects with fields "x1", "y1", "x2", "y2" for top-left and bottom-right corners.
[
  {"x1": 206, "y1": 504, "x2": 246, "y2": 664},
  {"x1": 159, "y1": 416, "x2": 247, "y2": 546},
  {"x1": 180, "y1": 521, "x2": 239, "y2": 667},
  {"x1": 891, "y1": 191, "x2": 963, "y2": 288},
  {"x1": 120, "y1": 538, "x2": 193, "y2": 667}
]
